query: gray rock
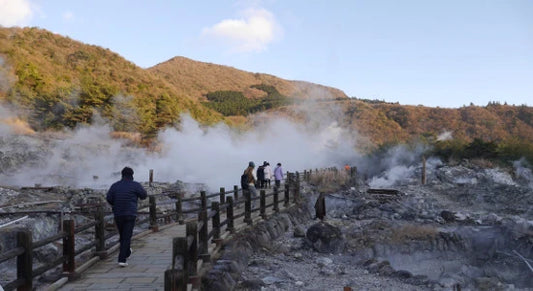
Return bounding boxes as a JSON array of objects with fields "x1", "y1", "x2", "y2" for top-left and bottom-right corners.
[
  {"x1": 262, "y1": 275, "x2": 284, "y2": 285},
  {"x1": 306, "y1": 222, "x2": 345, "y2": 253},
  {"x1": 293, "y1": 225, "x2": 306, "y2": 237}
]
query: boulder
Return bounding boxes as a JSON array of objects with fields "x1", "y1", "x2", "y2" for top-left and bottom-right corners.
[
  {"x1": 305, "y1": 222, "x2": 345, "y2": 253},
  {"x1": 293, "y1": 225, "x2": 306, "y2": 237}
]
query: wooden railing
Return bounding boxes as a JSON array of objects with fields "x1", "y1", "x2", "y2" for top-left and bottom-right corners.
[
  {"x1": 0, "y1": 168, "x2": 345, "y2": 291},
  {"x1": 163, "y1": 171, "x2": 305, "y2": 290}
]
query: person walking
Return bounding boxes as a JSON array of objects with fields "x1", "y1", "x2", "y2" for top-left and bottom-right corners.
[
  {"x1": 106, "y1": 167, "x2": 147, "y2": 267},
  {"x1": 274, "y1": 162, "x2": 283, "y2": 189},
  {"x1": 244, "y1": 161, "x2": 258, "y2": 207},
  {"x1": 264, "y1": 162, "x2": 272, "y2": 188}
]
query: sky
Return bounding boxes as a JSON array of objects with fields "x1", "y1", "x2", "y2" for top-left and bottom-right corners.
[{"x1": 0, "y1": 0, "x2": 532, "y2": 108}]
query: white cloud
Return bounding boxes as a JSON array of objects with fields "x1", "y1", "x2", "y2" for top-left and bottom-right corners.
[
  {"x1": 63, "y1": 11, "x2": 74, "y2": 21},
  {"x1": 202, "y1": 8, "x2": 282, "y2": 53},
  {"x1": 0, "y1": 0, "x2": 34, "y2": 27}
]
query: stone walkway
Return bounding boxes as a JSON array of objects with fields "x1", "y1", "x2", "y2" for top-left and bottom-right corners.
[
  {"x1": 55, "y1": 204, "x2": 273, "y2": 290},
  {"x1": 56, "y1": 223, "x2": 185, "y2": 291}
]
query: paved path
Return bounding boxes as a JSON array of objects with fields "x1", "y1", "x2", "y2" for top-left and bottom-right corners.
[
  {"x1": 57, "y1": 223, "x2": 185, "y2": 291},
  {"x1": 55, "y1": 197, "x2": 279, "y2": 291}
]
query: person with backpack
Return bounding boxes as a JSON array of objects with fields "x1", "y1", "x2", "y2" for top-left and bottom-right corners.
[{"x1": 243, "y1": 161, "x2": 258, "y2": 207}]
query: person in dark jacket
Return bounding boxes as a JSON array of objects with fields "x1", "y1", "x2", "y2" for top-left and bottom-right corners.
[
  {"x1": 106, "y1": 167, "x2": 147, "y2": 267},
  {"x1": 256, "y1": 164, "x2": 265, "y2": 188}
]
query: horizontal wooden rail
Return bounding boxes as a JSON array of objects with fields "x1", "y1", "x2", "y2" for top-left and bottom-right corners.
[
  {"x1": 0, "y1": 167, "x2": 333, "y2": 291},
  {"x1": 164, "y1": 169, "x2": 318, "y2": 290}
]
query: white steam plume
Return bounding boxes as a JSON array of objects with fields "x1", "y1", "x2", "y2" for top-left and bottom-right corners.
[{"x1": 0, "y1": 109, "x2": 361, "y2": 190}]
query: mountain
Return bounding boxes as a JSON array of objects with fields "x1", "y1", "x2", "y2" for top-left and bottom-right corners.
[
  {"x1": 148, "y1": 56, "x2": 347, "y2": 101},
  {"x1": 0, "y1": 27, "x2": 346, "y2": 137},
  {"x1": 1, "y1": 26, "x2": 532, "y2": 157}
]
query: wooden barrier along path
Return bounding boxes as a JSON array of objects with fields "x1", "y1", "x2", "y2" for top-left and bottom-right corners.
[
  {"x1": 0, "y1": 168, "x2": 352, "y2": 290},
  {"x1": 56, "y1": 172, "x2": 303, "y2": 291}
]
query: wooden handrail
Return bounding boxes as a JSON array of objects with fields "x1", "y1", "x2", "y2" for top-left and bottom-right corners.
[
  {"x1": 164, "y1": 169, "x2": 314, "y2": 289},
  {"x1": 0, "y1": 168, "x2": 319, "y2": 291}
]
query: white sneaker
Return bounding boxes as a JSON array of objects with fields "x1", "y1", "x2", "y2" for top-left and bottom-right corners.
[
  {"x1": 118, "y1": 262, "x2": 128, "y2": 267},
  {"x1": 127, "y1": 248, "x2": 133, "y2": 258}
]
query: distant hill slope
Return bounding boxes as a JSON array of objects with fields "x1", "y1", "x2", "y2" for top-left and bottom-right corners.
[
  {"x1": 148, "y1": 56, "x2": 347, "y2": 101},
  {"x1": 0, "y1": 26, "x2": 532, "y2": 151}
]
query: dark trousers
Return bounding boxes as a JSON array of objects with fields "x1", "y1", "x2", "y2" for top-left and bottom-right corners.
[
  {"x1": 275, "y1": 180, "x2": 281, "y2": 188},
  {"x1": 115, "y1": 215, "x2": 135, "y2": 263}
]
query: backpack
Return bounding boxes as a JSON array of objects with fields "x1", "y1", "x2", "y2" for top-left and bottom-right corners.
[{"x1": 240, "y1": 173, "x2": 249, "y2": 190}]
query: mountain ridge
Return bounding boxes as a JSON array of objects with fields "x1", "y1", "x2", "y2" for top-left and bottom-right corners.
[{"x1": 0, "y1": 26, "x2": 532, "y2": 155}]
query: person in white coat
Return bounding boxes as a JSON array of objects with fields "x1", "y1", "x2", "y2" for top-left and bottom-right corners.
[{"x1": 264, "y1": 162, "x2": 272, "y2": 188}]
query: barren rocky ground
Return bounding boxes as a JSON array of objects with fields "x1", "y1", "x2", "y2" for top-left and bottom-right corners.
[
  {"x1": 1, "y1": 132, "x2": 533, "y2": 290},
  {"x1": 233, "y1": 162, "x2": 533, "y2": 291}
]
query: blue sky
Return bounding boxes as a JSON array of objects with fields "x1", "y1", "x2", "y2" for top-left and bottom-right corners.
[{"x1": 1, "y1": 0, "x2": 532, "y2": 108}]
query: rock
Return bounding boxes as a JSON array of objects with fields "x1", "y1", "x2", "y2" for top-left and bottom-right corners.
[
  {"x1": 262, "y1": 275, "x2": 283, "y2": 285},
  {"x1": 239, "y1": 279, "x2": 264, "y2": 289},
  {"x1": 475, "y1": 277, "x2": 505, "y2": 291},
  {"x1": 293, "y1": 225, "x2": 306, "y2": 237},
  {"x1": 319, "y1": 266, "x2": 335, "y2": 276},
  {"x1": 295, "y1": 281, "x2": 304, "y2": 286},
  {"x1": 306, "y1": 222, "x2": 345, "y2": 253},
  {"x1": 454, "y1": 212, "x2": 468, "y2": 221},
  {"x1": 439, "y1": 277, "x2": 459, "y2": 288},
  {"x1": 394, "y1": 270, "x2": 412, "y2": 279},
  {"x1": 482, "y1": 213, "x2": 502, "y2": 224},
  {"x1": 315, "y1": 257, "x2": 333, "y2": 266},
  {"x1": 440, "y1": 210, "x2": 455, "y2": 222}
]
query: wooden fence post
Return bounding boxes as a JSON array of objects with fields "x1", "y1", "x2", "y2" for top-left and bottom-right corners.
[
  {"x1": 273, "y1": 186, "x2": 279, "y2": 212},
  {"x1": 226, "y1": 196, "x2": 234, "y2": 233},
  {"x1": 284, "y1": 183, "x2": 290, "y2": 207},
  {"x1": 165, "y1": 237, "x2": 188, "y2": 291},
  {"x1": 219, "y1": 187, "x2": 226, "y2": 204},
  {"x1": 149, "y1": 196, "x2": 159, "y2": 232},
  {"x1": 164, "y1": 268, "x2": 184, "y2": 291},
  {"x1": 62, "y1": 219, "x2": 76, "y2": 277},
  {"x1": 350, "y1": 166, "x2": 357, "y2": 186},
  {"x1": 260, "y1": 190, "x2": 266, "y2": 219},
  {"x1": 200, "y1": 191, "x2": 207, "y2": 211},
  {"x1": 233, "y1": 185, "x2": 239, "y2": 201},
  {"x1": 186, "y1": 222, "x2": 199, "y2": 288},
  {"x1": 212, "y1": 202, "x2": 221, "y2": 246},
  {"x1": 244, "y1": 190, "x2": 252, "y2": 225},
  {"x1": 17, "y1": 229, "x2": 32, "y2": 291},
  {"x1": 149, "y1": 169, "x2": 154, "y2": 187},
  {"x1": 95, "y1": 206, "x2": 107, "y2": 258},
  {"x1": 295, "y1": 171, "x2": 301, "y2": 201},
  {"x1": 198, "y1": 209, "x2": 210, "y2": 262},
  {"x1": 421, "y1": 156, "x2": 426, "y2": 185},
  {"x1": 175, "y1": 196, "x2": 184, "y2": 224}
]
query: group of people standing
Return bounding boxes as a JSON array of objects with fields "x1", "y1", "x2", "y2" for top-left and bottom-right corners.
[{"x1": 242, "y1": 161, "x2": 284, "y2": 206}]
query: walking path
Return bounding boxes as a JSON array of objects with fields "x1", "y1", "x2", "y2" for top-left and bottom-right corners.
[
  {"x1": 54, "y1": 198, "x2": 278, "y2": 291},
  {"x1": 56, "y1": 223, "x2": 185, "y2": 291}
]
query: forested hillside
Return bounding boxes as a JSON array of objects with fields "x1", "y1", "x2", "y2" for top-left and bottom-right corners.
[
  {"x1": 0, "y1": 27, "x2": 224, "y2": 138},
  {"x1": 0, "y1": 26, "x2": 532, "y2": 160}
]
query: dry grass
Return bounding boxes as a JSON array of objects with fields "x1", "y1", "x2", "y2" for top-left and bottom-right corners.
[
  {"x1": 309, "y1": 168, "x2": 351, "y2": 193},
  {"x1": 390, "y1": 224, "x2": 438, "y2": 243},
  {"x1": 470, "y1": 158, "x2": 494, "y2": 168}
]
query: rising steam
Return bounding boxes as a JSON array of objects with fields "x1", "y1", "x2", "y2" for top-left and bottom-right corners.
[{"x1": 0, "y1": 100, "x2": 362, "y2": 190}]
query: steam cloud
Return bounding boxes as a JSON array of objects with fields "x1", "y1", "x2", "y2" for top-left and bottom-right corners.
[{"x1": 0, "y1": 103, "x2": 362, "y2": 191}]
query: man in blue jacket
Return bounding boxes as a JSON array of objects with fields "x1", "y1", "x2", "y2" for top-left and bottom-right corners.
[{"x1": 106, "y1": 167, "x2": 147, "y2": 267}]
